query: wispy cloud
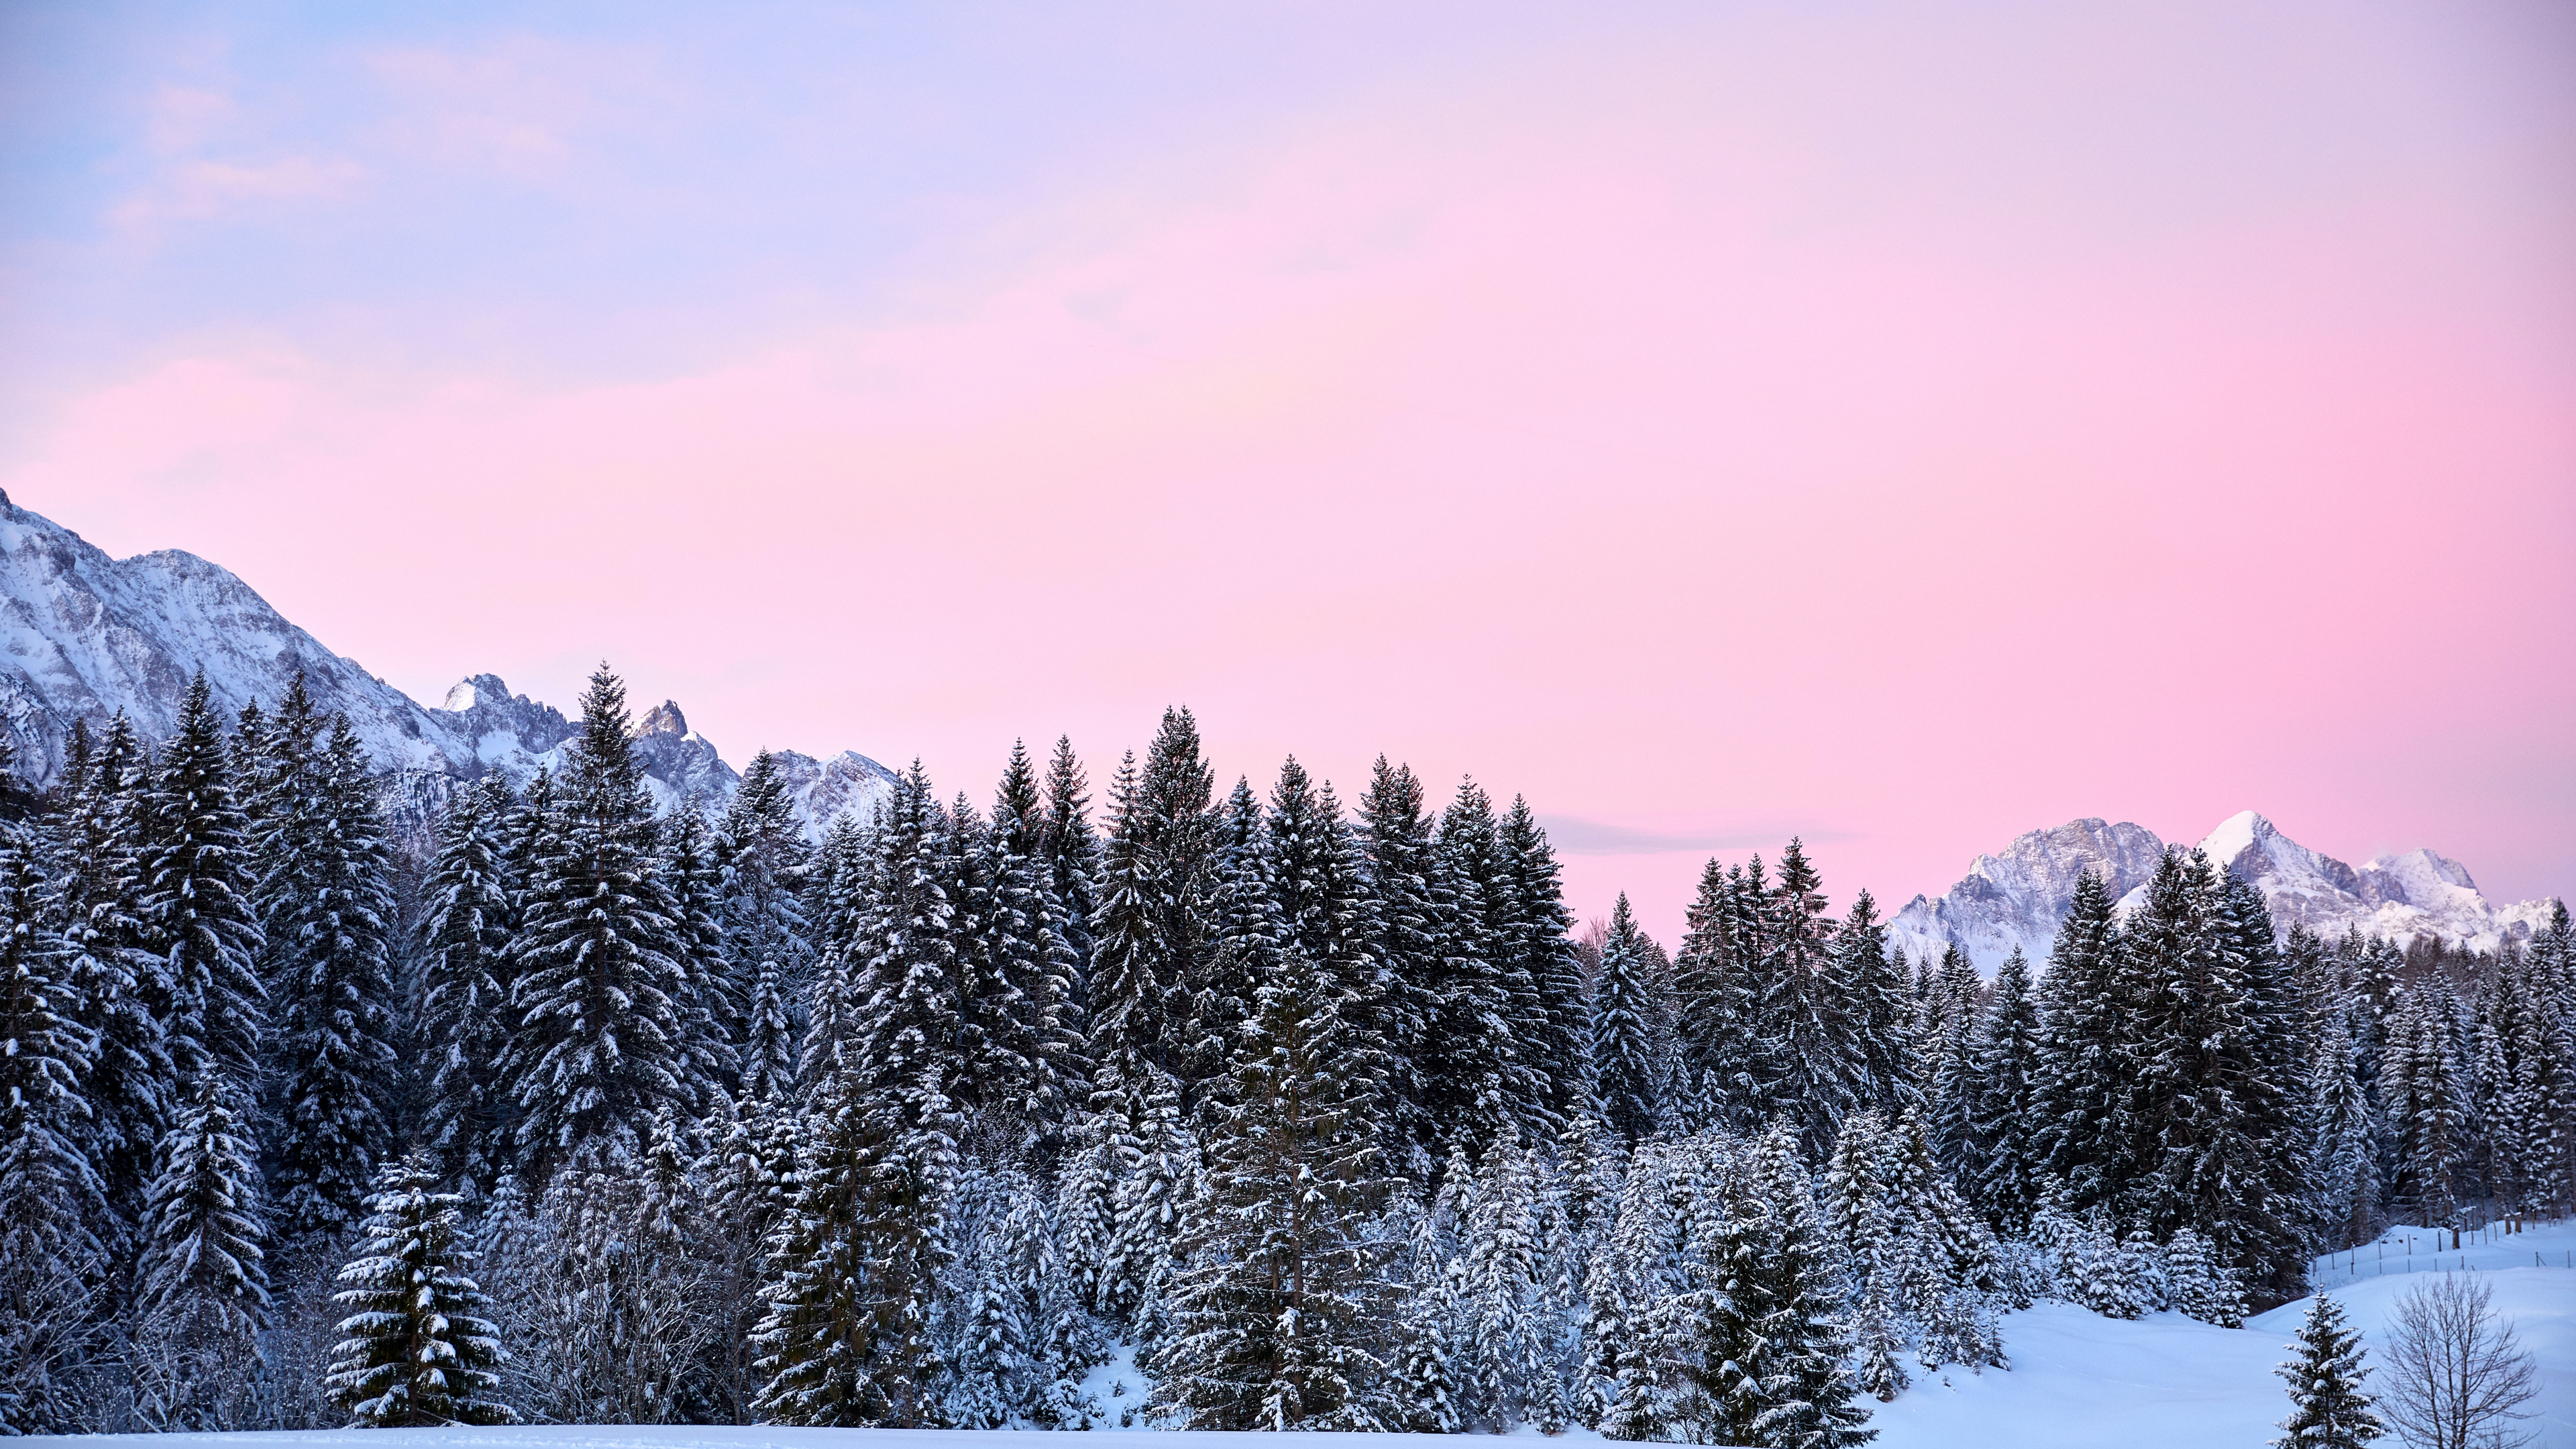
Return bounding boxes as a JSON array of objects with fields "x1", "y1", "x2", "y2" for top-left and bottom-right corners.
[{"x1": 1535, "y1": 816, "x2": 1850, "y2": 857}]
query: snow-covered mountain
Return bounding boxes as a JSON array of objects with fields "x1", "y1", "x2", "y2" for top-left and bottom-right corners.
[
  {"x1": 1892, "y1": 809, "x2": 2563, "y2": 971},
  {"x1": 0, "y1": 489, "x2": 896, "y2": 836}
]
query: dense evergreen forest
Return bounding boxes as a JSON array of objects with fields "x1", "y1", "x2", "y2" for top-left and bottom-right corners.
[{"x1": 0, "y1": 664, "x2": 2567, "y2": 1442}]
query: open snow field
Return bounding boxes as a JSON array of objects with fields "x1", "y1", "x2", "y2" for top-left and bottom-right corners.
[
  {"x1": 23, "y1": 1220, "x2": 2576, "y2": 1448},
  {"x1": 1872, "y1": 1218, "x2": 2576, "y2": 1449}
]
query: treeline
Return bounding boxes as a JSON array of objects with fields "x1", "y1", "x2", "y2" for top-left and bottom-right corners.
[{"x1": 0, "y1": 662, "x2": 2567, "y2": 1440}]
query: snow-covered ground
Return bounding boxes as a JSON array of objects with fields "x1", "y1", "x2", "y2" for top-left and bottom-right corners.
[
  {"x1": 1874, "y1": 1217, "x2": 2576, "y2": 1449},
  {"x1": 25, "y1": 1220, "x2": 2576, "y2": 1448}
]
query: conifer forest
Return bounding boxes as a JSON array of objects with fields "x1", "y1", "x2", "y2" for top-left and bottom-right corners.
[{"x1": 2, "y1": 662, "x2": 2571, "y2": 1442}]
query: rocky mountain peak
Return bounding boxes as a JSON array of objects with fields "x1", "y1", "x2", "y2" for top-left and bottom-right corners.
[
  {"x1": 637, "y1": 700, "x2": 690, "y2": 739},
  {"x1": 1895, "y1": 811, "x2": 2562, "y2": 973}
]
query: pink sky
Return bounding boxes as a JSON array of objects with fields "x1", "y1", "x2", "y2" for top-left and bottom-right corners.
[{"x1": 5, "y1": 2, "x2": 2571, "y2": 937}]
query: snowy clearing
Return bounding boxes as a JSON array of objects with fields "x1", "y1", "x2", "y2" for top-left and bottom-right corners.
[{"x1": 1873, "y1": 1218, "x2": 2576, "y2": 1449}]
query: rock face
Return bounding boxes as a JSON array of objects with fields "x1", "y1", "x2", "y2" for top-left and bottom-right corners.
[
  {"x1": 1893, "y1": 808, "x2": 2565, "y2": 972},
  {"x1": 1884, "y1": 818, "x2": 2167, "y2": 971},
  {"x1": 0, "y1": 490, "x2": 895, "y2": 839}
]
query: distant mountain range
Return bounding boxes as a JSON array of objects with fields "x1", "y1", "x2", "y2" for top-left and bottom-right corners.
[
  {"x1": 1888, "y1": 810, "x2": 2563, "y2": 971},
  {"x1": 0, "y1": 488, "x2": 895, "y2": 837}
]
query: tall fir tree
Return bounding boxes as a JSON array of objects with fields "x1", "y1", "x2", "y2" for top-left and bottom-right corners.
[
  {"x1": 324, "y1": 1155, "x2": 517, "y2": 1427},
  {"x1": 1753, "y1": 839, "x2": 1856, "y2": 1157},
  {"x1": 499, "y1": 665, "x2": 695, "y2": 1175},
  {"x1": 2033, "y1": 869, "x2": 2136, "y2": 1220},
  {"x1": 1968, "y1": 946, "x2": 2045, "y2": 1236},
  {"x1": 1494, "y1": 796, "x2": 1588, "y2": 1140},
  {"x1": 260, "y1": 716, "x2": 399, "y2": 1248},
  {"x1": 755, "y1": 764, "x2": 963, "y2": 1428},
  {"x1": 140, "y1": 672, "x2": 268, "y2": 1093},
  {"x1": 1591, "y1": 895, "x2": 1665, "y2": 1148},
  {"x1": 417, "y1": 774, "x2": 518, "y2": 1191},
  {"x1": 1152, "y1": 940, "x2": 1395, "y2": 1430}
]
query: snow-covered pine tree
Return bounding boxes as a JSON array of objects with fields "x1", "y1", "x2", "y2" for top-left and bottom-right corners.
[
  {"x1": 1357, "y1": 757, "x2": 1442, "y2": 1168},
  {"x1": 1494, "y1": 796, "x2": 1589, "y2": 1140},
  {"x1": 138, "y1": 1069, "x2": 270, "y2": 1358},
  {"x1": 991, "y1": 743, "x2": 1089, "y2": 1164},
  {"x1": 1925, "y1": 944, "x2": 1986, "y2": 1183},
  {"x1": 2308, "y1": 1009, "x2": 2382, "y2": 1252},
  {"x1": 1182, "y1": 777, "x2": 1270, "y2": 1095},
  {"x1": 2033, "y1": 869, "x2": 2137, "y2": 1222},
  {"x1": 0, "y1": 823, "x2": 107, "y2": 1434},
  {"x1": 1422, "y1": 782, "x2": 1524, "y2": 1161},
  {"x1": 1648, "y1": 1124, "x2": 1872, "y2": 1448},
  {"x1": 755, "y1": 764, "x2": 961, "y2": 1428},
  {"x1": 2163, "y1": 1226, "x2": 2245, "y2": 1328},
  {"x1": 1458, "y1": 1136, "x2": 1568, "y2": 1431},
  {"x1": 1753, "y1": 839, "x2": 1858, "y2": 1158},
  {"x1": 323, "y1": 1154, "x2": 516, "y2": 1426},
  {"x1": 1591, "y1": 895, "x2": 1665, "y2": 1148},
  {"x1": 943, "y1": 794, "x2": 1038, "y2": 1132},
  {"x1": 1089, "y1": 751, "x2": 1177, "y2": 1095},
  {"x1": 417, "y1": 773, "x2": 517, "y2": 1191},
  {"x1": 1263, "y1": 759, "x2": 1390, "y2": 1136},
  {"x1": 1037, "y1": 735, "x2": 1102, "y2": 1000},
  {"x1": 1150, "y1": 940, "x2": 1396, "y2": 1430},
  {"x1": 1970, "y1": 946, "x2": 2045, "y2": 1235},
  {"x1": 140, "y1": 671, "x2": 268, "y2": 1093},
  {"x1": 46, "y1": 714, "x2": 168, "y2": 1236},
  {"x1": 1671, "y1": 859, "x2": 1756, "y2": 1136},
  {"x1": 2272, "y1": 1291, "x2": 2383, "y2": 1449},
  {"x1": 500, "y1": 665, "x2": 694, "y2": 1177},
  {"x1": 720, "y1": 747, "x2": 816, "y2": 1015},
  {"x1": 262, "y1": 716, "x2": 399, "y2": 1249},
  {"x1": 2381, "y1": 983, "x2": 2468, "y2": 1230},
  {"x1": 659, "y1": 798, "x2": 739, "y2": 1108},
  {"x1": 1835, "y1": 888, "x2": 1920, "y2": 1119},
  {"x1": 938, "y1": 1167, "x2": 1042, "y2": 1428}
]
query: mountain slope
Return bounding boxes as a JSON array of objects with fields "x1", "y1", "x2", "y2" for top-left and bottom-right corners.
[
  {"x1": 0, "y1": 490, "x2": 894, "y2": 834},
  {"x1": 1893, "y1": 808, "x2": 2563, "y2": 971}
]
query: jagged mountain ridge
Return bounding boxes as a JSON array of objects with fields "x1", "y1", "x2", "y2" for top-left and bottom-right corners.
[
  {"x1": 1890, "y1": 809, "x2": 2563, "y2": 972},
  {"x1": 0, "y1": 489, "x2": 894, "y2": 837}
]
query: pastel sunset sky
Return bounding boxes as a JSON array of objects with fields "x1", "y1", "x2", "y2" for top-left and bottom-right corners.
[{"x1": 3, "y1": 1, "x2": 2569, "y2": 938}]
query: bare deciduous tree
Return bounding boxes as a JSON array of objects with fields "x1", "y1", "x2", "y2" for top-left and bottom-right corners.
[{"x1": 2380, "y1": 1274, "x2": 2538, "y2": 1449}]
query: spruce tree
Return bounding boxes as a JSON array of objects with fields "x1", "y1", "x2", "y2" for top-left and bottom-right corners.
[
  {"x1": 46, "y1": 714, "x2": 167, "y2": 1236},
  {"x1": 1925, "y1": 944, "x2": 1986, "y2": 1182},
  {"x1": 2272, "y1": 1292, "x2": 2383, "y2": 1448},
  {"x1": 1493, "y1": 796, "x2": 1582, "y2": 1140},
  {"x1": 1971, "y1": 946, "x2": 2045, "y2": 1235},
  {"x1": 659, "y1": 798, "x2": 739, "y2": 1106},
  {"x1": 1672, "y1": 859, "x2": 1759, "y2": 1134},
  {"x1": 1150, "y1": 941, "x2": 1396, "y2": 1430},
  {"x1": 140, "y1": 672, "x2": 268, "y2": 1092},
  {"x1": 755, "y1": 765, "x2": 961, "y2": 1427},
  {"x1": 1358, "y1": 757, "x2": 1442, "y2": 1164},
  {"x1": 1754, "y1": 839, "x2": 1857, "y2": 1157},
  {"x1": 139, "y1": 1069, "x2": 270, "y2": 1334},
  {"x1": 2033, "y1": 869, "x2": 2136, "y2": 1220},
  {"x1": 1834, "y1": 888, "x2": 1919, "y2": 1117},
  {"x1": 324, "y1": 1154, "x2": 517, "y2": 1426},
  {"x1": 1037, "y1": 735, "x2": 1102, "y2": 1001},
  {"x1": 2308, "y1": 1010, "x2": 2382, "y2": 1252},
  {"x1": 262, "y1": 716, "x2": 399, "y2": 1247},
  {"x1": 500, "y1": 665, "x2": 694, "y2": 1175},
  {"x1": 418, "y1": 774, "x2": 517, "y2": 1191},
  {"x1": 0, "y1": 824, "x2": 106, "y2": 1435},
  {"x1": 1591, "y1": 895, "x2": 1665, "y2": 1148},
  {"x1": 720, "y1": 747, "x2": 816, "y2": 1014},
  {"x1": 1421, "y1": 782, "x2": 1525, "y2": 1160}
]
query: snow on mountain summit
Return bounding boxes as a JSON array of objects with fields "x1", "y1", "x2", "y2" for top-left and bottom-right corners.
[
  {"x1": 1894, "y1": 808, "x2": 2561, "y2": 971},
  {"x1": 0, "y1": 490, "x2": 895, "y2": 836}
]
